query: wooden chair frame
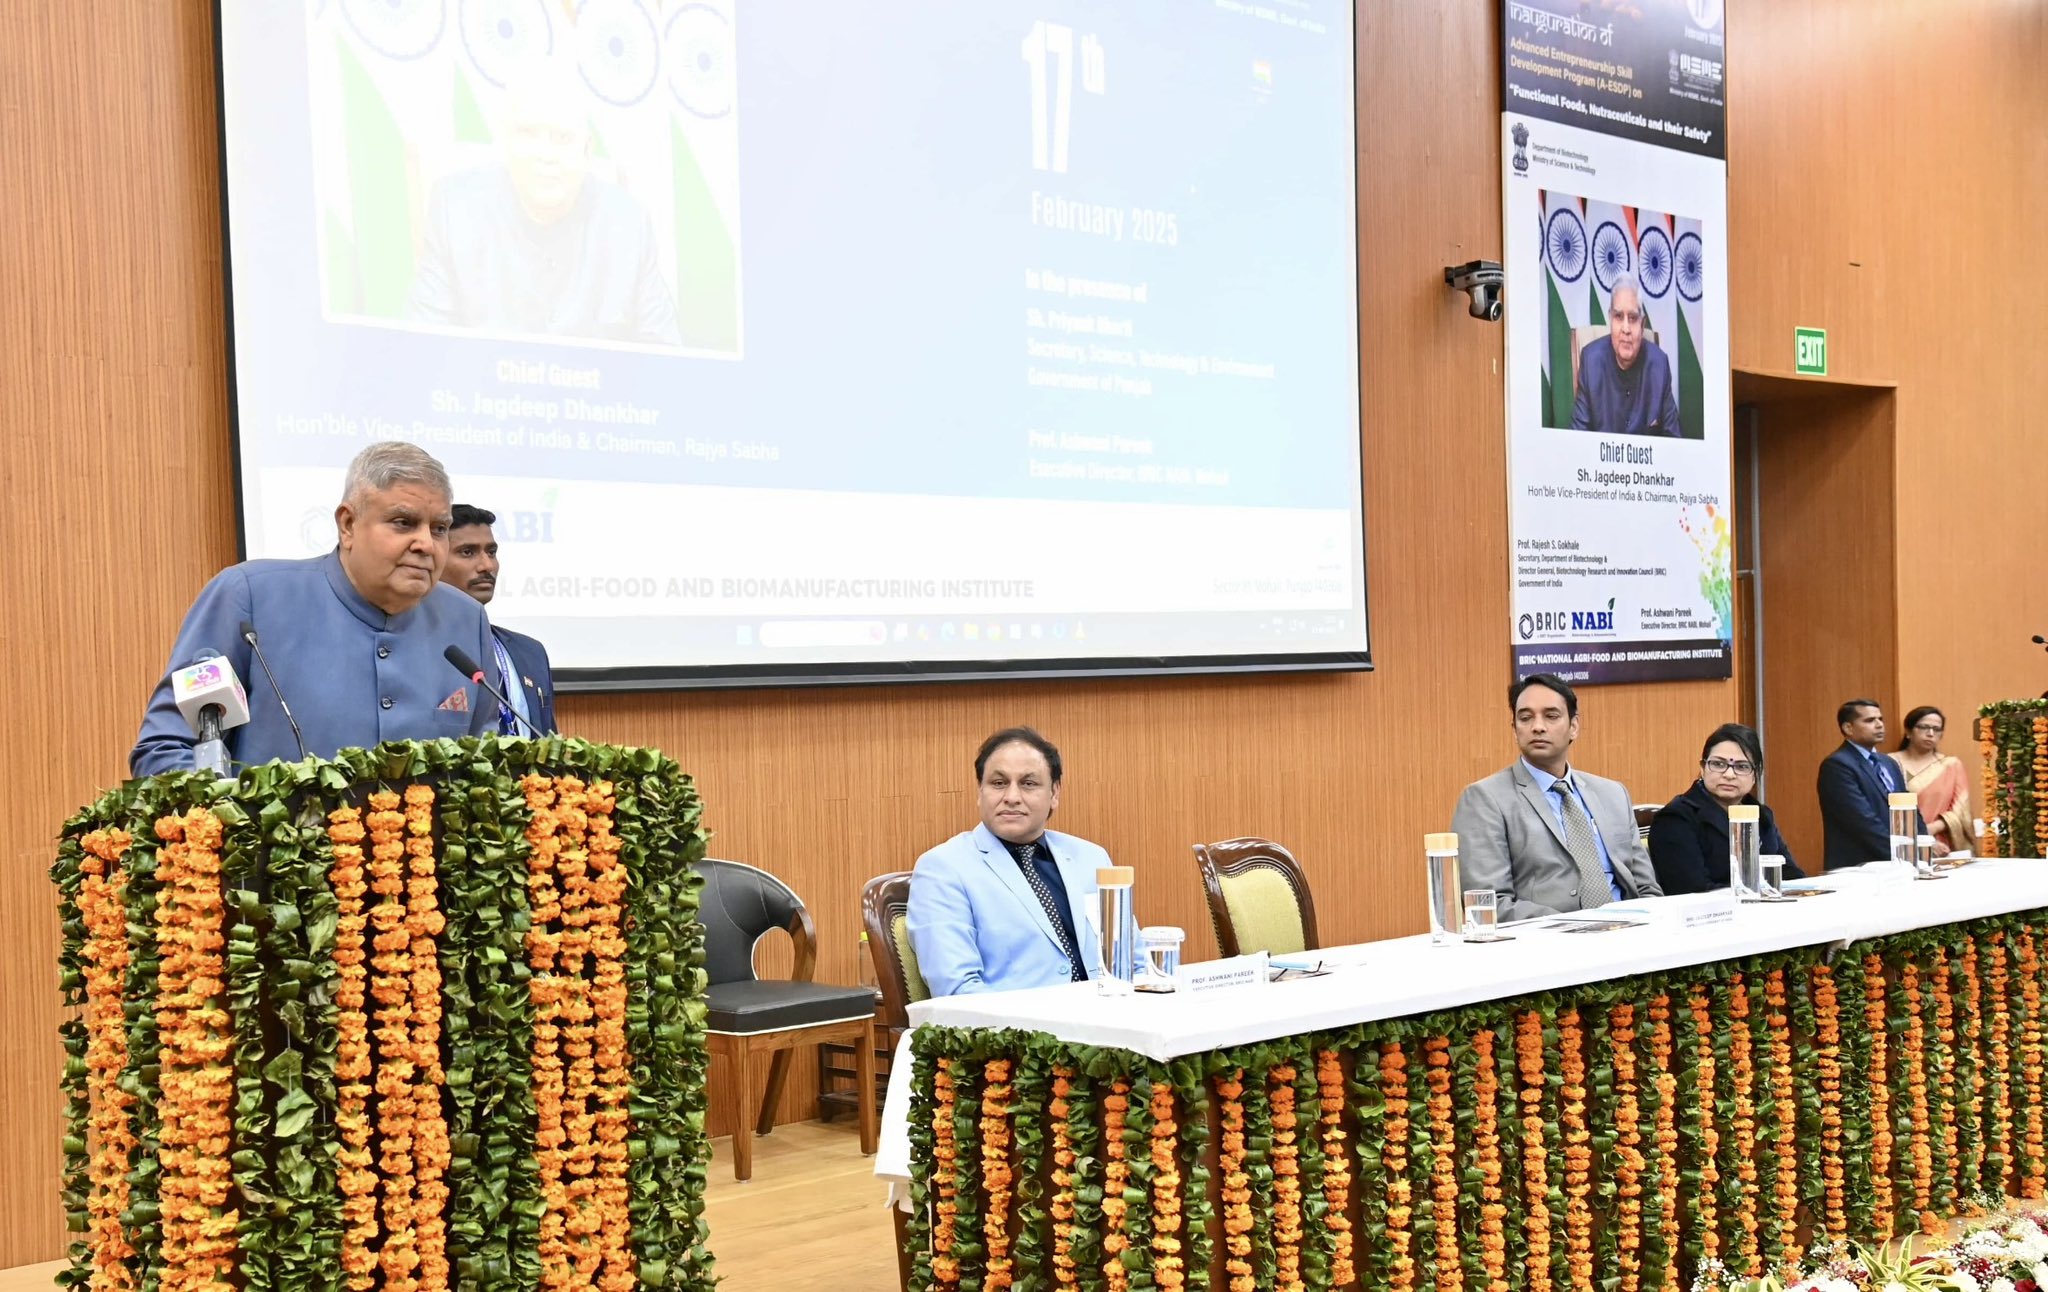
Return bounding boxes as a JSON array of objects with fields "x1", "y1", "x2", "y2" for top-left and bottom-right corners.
[{"x1": 1193, "y1": 837, "x2": 1320, "y2": 959}]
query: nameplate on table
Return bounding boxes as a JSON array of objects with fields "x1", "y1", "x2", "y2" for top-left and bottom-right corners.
[
  {"x1": 1672, "y1": 891, "x2": 1738, "y2": 929},
  {"x1": 1175, "y1": 951, "x2": 1268, "y2": 996}
]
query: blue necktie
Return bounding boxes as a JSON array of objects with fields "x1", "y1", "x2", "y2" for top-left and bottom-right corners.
[{"x1": 489, "y1": 635, "x2": 522, "y2": 734}]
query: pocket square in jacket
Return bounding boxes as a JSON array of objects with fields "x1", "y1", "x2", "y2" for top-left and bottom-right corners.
[{"x1": 437, "y1": 688, "x2": 470, "y2": 713}]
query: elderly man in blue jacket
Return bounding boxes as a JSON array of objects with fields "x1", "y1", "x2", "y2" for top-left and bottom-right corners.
[
  {"x1": 130, "y1": 442, "x2": 497, "y2": 775},
  {"x1": 1572, "y1": 274, "x2": 1683, "y2": 437},
  {"x1": 908, "y1": 727, "x2": 1111, "y2": 996}
]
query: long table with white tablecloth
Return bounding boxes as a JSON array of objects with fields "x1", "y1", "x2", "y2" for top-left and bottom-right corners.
[{"x1": 881, "y1": 859, "x2": 2048, "y2": 1289}]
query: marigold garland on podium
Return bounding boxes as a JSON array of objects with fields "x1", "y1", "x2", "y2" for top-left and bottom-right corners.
[{"x1": 51, "y1": 737, "x2": 716, "y2": 1292}]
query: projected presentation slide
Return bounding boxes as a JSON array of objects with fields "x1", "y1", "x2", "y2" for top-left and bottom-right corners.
[{"x1": 220, "y1": 0, "x2": 1366, "y2": 683}]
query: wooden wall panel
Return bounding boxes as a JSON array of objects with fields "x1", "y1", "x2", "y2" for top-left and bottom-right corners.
[
  {"x1": 0, "y1": 1, "x2": 232, "y2": 1261},
  {"x1": 0, "y1": 0, "x2": 1919, "y2": 1258},
  {"x1": 1728, "y1": 0, "x2": 2048, "y2": 828}
]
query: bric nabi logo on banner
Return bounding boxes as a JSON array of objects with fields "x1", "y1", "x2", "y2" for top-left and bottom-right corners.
[
  {"x1": 1511, "y1": 121, "x2": 1530, "y2": 175},
  {"x1": 1518, "y1": 601, "x2": 1618, "y2": 640}
]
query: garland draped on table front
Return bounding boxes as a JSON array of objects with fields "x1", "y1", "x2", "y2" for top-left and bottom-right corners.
[
  {"x1": 53, "y1": 737, "x2": 716, "y2": 1292},
  {"x1": 907, "y1": 916, "x2": 2048, "y2": 1291}
]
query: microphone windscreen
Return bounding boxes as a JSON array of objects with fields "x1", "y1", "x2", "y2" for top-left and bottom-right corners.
[
  {"x1": 444, "y1": 644, "x2": 484, "y2": 678},
  {"x1": 239, "y1": 619, "x2": 259, "y2": 644}
]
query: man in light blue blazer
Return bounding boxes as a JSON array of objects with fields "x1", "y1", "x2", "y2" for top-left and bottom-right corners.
[{"x1": 908, "y1": 727, "x2": 1110, "y2": 996}]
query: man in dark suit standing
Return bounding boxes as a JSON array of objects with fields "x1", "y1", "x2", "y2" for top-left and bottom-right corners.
[
  {"x1": 1816, "y1": 698, "x2": 1919, "y2": 870},
  {"x1": 441, "y1": 503, "x2": 557, "y2": 735}
]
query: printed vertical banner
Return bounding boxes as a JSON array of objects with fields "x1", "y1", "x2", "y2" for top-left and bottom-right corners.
[{"x1": 1501, "y1": 0, "x2": 1731, "y2": 684}]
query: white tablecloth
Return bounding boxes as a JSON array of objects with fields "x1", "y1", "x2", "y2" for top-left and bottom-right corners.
[{"x1": 874, "y1": 858, "x2": 2048, "y2": 1187}]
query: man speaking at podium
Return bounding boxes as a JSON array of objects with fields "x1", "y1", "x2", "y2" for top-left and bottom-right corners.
[{"x1": 130, "y1": 442, "x2": 498, "y2": 776}]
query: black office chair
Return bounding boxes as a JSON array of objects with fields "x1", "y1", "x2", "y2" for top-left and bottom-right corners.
[{"x1": 698, "y1": 858, "x2": 879, "y2": 1180}]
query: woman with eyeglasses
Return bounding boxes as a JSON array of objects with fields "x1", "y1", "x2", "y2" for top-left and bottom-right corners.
[
  {"x1": 1647, "y1": 722, "x2": 1805, "y2": 894},
  {"x1": 1896, "y1": 705, "x2": 1972, "y2": 855}
]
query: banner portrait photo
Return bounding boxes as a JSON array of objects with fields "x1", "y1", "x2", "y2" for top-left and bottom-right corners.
[{"x1": 1501, "y1": 0, "x2": 1732, "y2": 684}]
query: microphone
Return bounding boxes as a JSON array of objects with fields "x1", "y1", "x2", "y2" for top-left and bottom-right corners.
[
  {"x1": 239, "y1": 620, "x2": 307, "y2": 761},
  {"x1": 170, "y1": 650, "x2": 250, "y2": 778},
  {"x1": 444, "y1": 644, "x2": 543, "y2": 738}
]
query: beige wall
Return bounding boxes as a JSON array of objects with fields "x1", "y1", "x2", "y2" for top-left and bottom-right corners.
[{"x1": 1, "y1": 0, "x2": 2038, "y2": 1263}]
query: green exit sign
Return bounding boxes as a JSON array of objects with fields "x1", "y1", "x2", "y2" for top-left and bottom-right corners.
[{"x1": 1795, "y1": 327, "x2": 1828, "y2": 375}]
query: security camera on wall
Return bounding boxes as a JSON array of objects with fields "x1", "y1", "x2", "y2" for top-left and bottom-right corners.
[{"x1": 1444, "y1": 260, "x2": 1505, "y2": 322}]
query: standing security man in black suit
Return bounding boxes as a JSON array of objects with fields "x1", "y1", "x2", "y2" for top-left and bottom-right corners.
[
  {"x1": 441, "y1": 503, "x2": 558, "y2": 735},
  {"x1": 1817, "y1": 698, "x2": 1921, "y2": 870}
]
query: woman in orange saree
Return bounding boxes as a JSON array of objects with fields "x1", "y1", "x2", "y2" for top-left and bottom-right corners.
[{"x1": 1896, "y1": 705, "x2": 1972, "y2": 853}]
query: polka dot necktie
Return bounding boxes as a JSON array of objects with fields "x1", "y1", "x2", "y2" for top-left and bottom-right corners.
[{"x1": 1014, "y1": 842, "x2": 1085, "y2": 981}]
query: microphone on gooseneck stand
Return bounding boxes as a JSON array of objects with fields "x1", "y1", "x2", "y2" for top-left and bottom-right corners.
[
  {"x1": 444, "y1": 644, "x2": 543, "y2": 738},
  {"x1": 239, "y1": 620, "x2": 307, "y2": 761},
  {"x1": 170, "y1": 649, "x2": 252, "y2": 778}
]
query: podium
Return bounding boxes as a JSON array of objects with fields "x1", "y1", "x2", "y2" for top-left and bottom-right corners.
[{"x1": 51, "y1": 737, "x2": 716, "y2": 1292}]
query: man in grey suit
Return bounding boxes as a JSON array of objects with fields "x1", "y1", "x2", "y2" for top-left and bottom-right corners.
[{"x1": 1451, "y1": 673, "x2": 1663, "y2": 922}]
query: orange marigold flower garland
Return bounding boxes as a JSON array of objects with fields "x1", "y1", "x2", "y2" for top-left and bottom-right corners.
[
  {"x1": 1930, "y1": 945, "x2": 1959, "y2": 1221},
  {"x1": 1047, "y1": 1068, "x2": 1079, "y2": 1289},
  {"x1": 366, "y1": 790, "x2": 422, "y2": 1292},
  {"x1": 1315, "y1": 1049, "x2": 1355, "y2": 1289},
  {"x1": 1724, "y1": 975, "x2": 1760, "y2": 1275},
  {"x1": 1987, "y1": 933, "x2": 2014, "y2": 1195},
  {"x1": 1981, "y1": 724, "x2": 2001, "y2": 855},
  {"x1": 1514, "y1": 1012, "x2": 1554, "y2": 1292},
  {"x1": 2019, "y1": 929, "x2": 2046, "y2": 1199},
  {"x1": 2034, "y1": 715, "x2": 2048, "y2": 852},
  {"x1": 580, "y1": 779, "x2": 636, "y2": 1292},
  {"x1": 1147, "y1": 1078, "x2": 1185, "y2": 1292},
  {"x1": 402, "y1": 786, "x2": 453, "y2": 1292},
  {"x1": 930, "y1": 1058, "x2": 961, "y2": 1286},
  {"x1": 1957, "y1": 937, "x2": 1986, "y2": 1203},
  {"x1": 1216, "y1": 1071, "x2": 1254, "y2": 1292},
  {"x1": 1101, "y1": 1079, "x2": 1132, "y2": 1292},
  {"x1": 1268, "y1": 1064, "x2": 1305, "y2": 1292},
  {"x1": 522, "y1": 775, "x2": 637, "y2": 1291},
  {"x1": 1421, "y1": 1038, "x2": 1461, "y2": 1292},
  {"x1": 1470, "y1": 1029, "x2": 1509, "y2": 1292},
  {"x1": 1764, "y1": 969, "x2": 1800, "y2": 1270},
  {"x1": 79, "y1": 828, "x2": 138, "y2": 1292},
  {"x1": 1556, "y1": 1009, "x2": 1594, "y2": 1291},
  {"x1": 1383, "y1": 1040, "x2": 1418, "y2": 1291},
  {"x1": 980, "y1": 1058, "x2": 1016, "y2": 1291},
  {"x1": 1863, "y1": 952, "x2": 1895, "y2": 1235},
  {"x1": 1689, "y1": 985, "x2": 1720, "y2": 1264},
  {"x1": 1901, "y1": 958, "x2": 1935, "y2": 1229},
  {"x1": 152, "y1": 808, "x2": 238, "y2": 1292},
  {"x1": 1608, "y1": 1004, "x2": 1644, "y2": 1292},
  {"x1": 327, "y1": 806, "x2": 377, "y2": 1287},
  {"x1": 1813, "y1": 963, "x2": 1847, "y2": 1238},
  {"x1": 1646, "y1": 994, "x2": 1681, "y2": 1290}
]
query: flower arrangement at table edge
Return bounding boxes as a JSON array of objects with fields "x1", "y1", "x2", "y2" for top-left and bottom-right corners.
[
  {"x1": 49, "y1": 737, "x2": 715, "y2": 1292},
  {"x1": 1698, "y1": 1205, "x2": 2048, "y2": 1292}
]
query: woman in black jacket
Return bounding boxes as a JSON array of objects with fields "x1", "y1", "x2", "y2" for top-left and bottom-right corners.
[{"x1": 1648, "y1": 722, "x2": 1805, "y2": 894}]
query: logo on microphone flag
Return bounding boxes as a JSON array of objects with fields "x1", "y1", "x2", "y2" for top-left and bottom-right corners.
[
  {"x1": 177, "y1": 663, "x2": 225, "y2": 694},
  {"x1": 437, "y1": 688, "x2": 470, "y2": 713}
]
